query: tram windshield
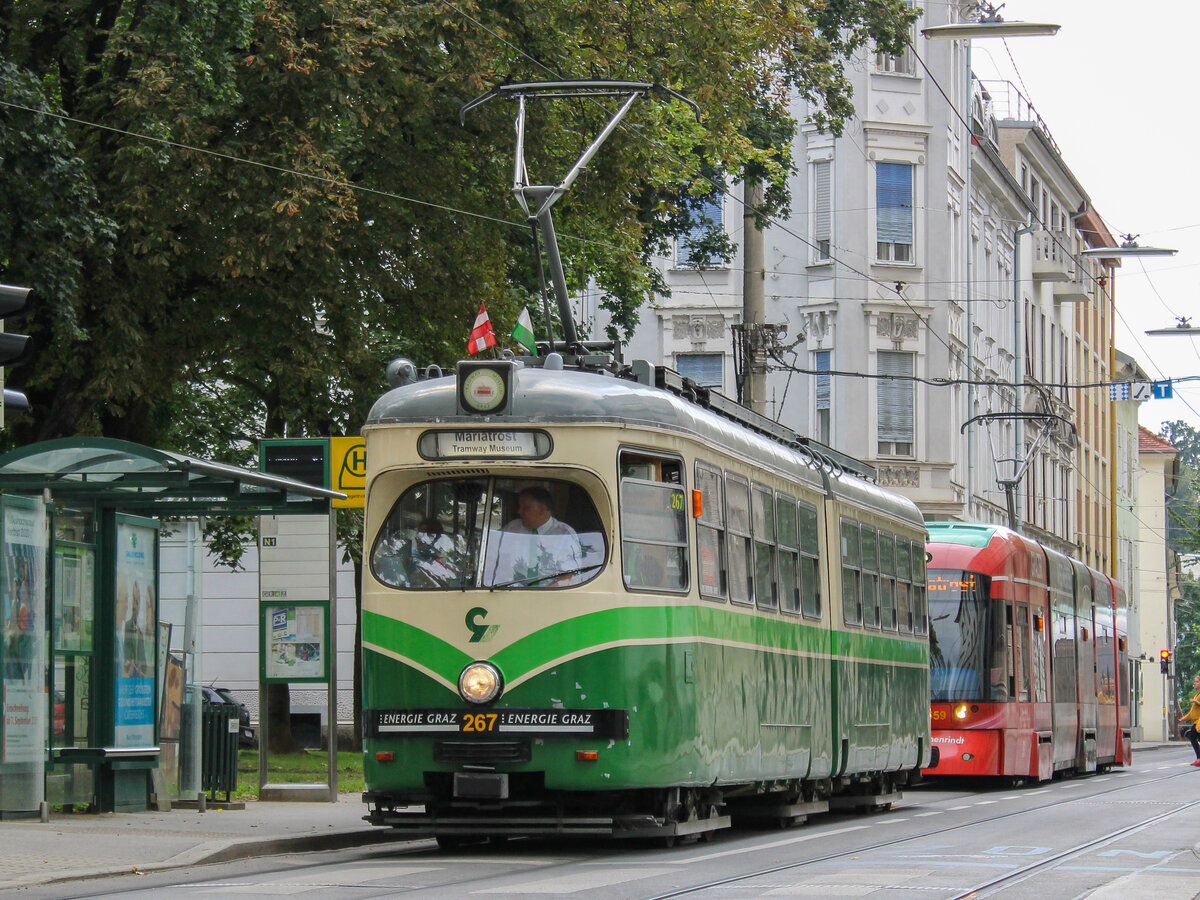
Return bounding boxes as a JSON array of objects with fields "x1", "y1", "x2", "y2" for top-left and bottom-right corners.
[
  {"x1": 370, "y1": 477, "x2": 606, "y2": 590},
  {"x1": 927, "y1": 569, "x2": 1008, "y2": 702}
]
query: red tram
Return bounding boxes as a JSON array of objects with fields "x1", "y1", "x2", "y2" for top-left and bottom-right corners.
[{"x1": 923, "y1": 523, "x2": 1130, "y2": 782}]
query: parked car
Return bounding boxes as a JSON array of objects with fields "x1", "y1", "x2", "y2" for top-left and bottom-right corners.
[{"x1": 199, "y1": 684, "x2": 255, "y2": 748}]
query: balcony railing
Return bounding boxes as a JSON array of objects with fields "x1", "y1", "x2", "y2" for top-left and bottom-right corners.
[
  {"x1": 978, "y1": 80, "x2": 1063, "y2": 159},
  {"x1": 1053, "y1": 262, "x2": 1093, "y2": 303},
  {"x1": 1031, "y1": 230, "x2": 1072, "y2": 282}
]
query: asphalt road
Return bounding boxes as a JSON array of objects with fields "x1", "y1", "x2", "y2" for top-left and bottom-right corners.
[{"x1": 29, "y1": 746, "x2": 1200, "y2": 900}]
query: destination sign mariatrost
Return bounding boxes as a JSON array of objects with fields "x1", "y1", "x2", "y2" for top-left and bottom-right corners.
[
  {"x1": 368, "y1": 707, "x2": 629, "y2": 739},
  {"x1": 419, "y1": 429, "x2": 551, "y2": 460}
]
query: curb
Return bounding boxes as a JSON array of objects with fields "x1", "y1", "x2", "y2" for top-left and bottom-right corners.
[
  {"x1": 195, "y1": 827, "x2": 421, "y2": 866},
  {"x1": 3, "y1": 828, "x2": 420, "y2": 891}
]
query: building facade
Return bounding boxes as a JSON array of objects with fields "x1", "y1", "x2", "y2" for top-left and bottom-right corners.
[
  {"x1": 1135, "y1": 427, "x2": 1180, "y2": 740},
  {"x1": 616, "y1": 0, "x2": 1124, "y2": 564}
]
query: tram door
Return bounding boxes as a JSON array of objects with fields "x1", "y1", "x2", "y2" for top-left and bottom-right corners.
[{"x1": 1071, "y1": 559, "x2": 1098, "y2": 771}]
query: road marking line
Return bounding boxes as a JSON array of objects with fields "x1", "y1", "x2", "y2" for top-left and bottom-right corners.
[{"x1": 679, "y1": 824, "x2": 871, "y2": 863}]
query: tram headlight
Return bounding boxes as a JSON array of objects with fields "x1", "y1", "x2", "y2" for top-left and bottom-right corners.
[
  {"x1": 459, "y1": 661, "x2": 503, "y2": 705},
  {"x1": 954, "y1": 704, "x2": 970, "y2": 720}
]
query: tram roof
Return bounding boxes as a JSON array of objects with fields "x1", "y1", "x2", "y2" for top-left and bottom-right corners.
[
  {"x1": 925, "y1": 522, "x2": 1002, "y2": 548},
  {"x1": 366, "y1": 364, "x2": 923, "y2": 528}
]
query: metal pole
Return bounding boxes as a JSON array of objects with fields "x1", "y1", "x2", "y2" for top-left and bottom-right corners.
[
  {"x1": 327, "y1": 510, "x2": 337, "y2": 801},
  {"x1": 1013, "y1": 225, "x2": 1035, "y2": 528},
  {"x1": 743, "y1": 178, "x2": 766, "y2": 414},
  {"x1": 964, "y1": 40, "x2": 975, "y2": 517}
]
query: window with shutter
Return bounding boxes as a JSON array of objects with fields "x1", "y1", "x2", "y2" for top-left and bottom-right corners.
[
  {"x1": 876, "y1": 162, "x2": 913, "y2": 262},
  {"x1": 877, "y1": 350, "x2": 914, "y2": 456},
  {"x1": 815, "y1": 350, "x2": 831, "y2": 444},
  {"x1": 813, "y1": 160, "x2": 831, "y2": 260}
]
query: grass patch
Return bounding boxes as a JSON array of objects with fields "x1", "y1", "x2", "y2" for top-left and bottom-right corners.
[{"x1": 229, "y1": 748, "x2": 364, "y2": 801}]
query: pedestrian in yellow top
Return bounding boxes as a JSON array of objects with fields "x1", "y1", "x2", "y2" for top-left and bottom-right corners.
[{"x1": 1180, "y1": 673, "x2": 1200, "y2": 767}]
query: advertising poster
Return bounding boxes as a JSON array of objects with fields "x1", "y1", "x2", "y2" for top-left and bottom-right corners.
[
  {"x1": 113, "y1": 519, "x2": 157, "y2": 749},
  {"x1": 0, "y1": 496, "x2": 47, "y2": 811},
  {"x1": 263, "y1": 604, "x2": 327, "y2": 682},
  {"x1": 158, "y1": 652, "x2": 185, "y2": 792}
]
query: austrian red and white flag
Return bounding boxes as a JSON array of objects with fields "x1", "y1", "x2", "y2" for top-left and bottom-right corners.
[{"x1": 467, "y1": 301, "x2": 497, "y2": 355}]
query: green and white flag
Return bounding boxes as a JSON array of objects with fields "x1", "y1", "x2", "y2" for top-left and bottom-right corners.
[{"x1": 512, "y1": 307, "x2": 537, "y2": 353}]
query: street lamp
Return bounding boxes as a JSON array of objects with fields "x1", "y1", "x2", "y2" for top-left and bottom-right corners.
[
  {"x1": 921, "y1": 3, "x2": 1059, "y2": 517},
  {"x1": 1146, "y1": 317, "x2": 1200, "y2": 336},
  {"x1": 921, "y1": 19, "x2": 1059, "y2": 40},
  {"x1": 1080, "y1": 233, "x2": 1177, "y2": 258}
]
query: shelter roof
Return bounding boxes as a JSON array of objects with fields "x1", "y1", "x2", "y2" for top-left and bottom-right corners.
[{"x1": 0, "y1": 438, "x2": 342, "y2": 515}]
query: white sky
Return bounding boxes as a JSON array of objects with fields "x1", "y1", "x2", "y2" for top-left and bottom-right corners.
[{"x1": 945, "y1": 0, "x2": 1200, "y2": 436}]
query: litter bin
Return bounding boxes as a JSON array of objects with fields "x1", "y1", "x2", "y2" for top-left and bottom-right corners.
[{"x1": 201, "y1": 703, "x2": 240, "y2": 801}]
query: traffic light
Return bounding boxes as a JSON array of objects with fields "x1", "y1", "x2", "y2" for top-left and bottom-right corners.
[
  {"x1": 1160, "y1": 648, "x2": 1171, "y2": 674},
  {"x1": 0, "y1": 284, "x2": 33, "y2": 416}
]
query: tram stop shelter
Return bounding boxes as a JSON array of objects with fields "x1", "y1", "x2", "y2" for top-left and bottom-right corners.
[{"x1": 0, "y1": 438, "x2": 342, "y2": 817}]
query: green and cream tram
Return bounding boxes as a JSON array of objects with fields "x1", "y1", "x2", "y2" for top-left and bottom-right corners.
[{"x1": 361, "y1": 357, "x2": 932, "y2": 844}]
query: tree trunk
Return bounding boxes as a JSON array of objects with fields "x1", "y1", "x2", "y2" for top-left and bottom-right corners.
[{"x1": 267, "y1": 682, "x2": 295, "y2": 753}]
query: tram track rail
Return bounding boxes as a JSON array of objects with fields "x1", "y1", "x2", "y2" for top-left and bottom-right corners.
[{"x1": 638, "y1": 767, "x2": 1200, "y2": 900}]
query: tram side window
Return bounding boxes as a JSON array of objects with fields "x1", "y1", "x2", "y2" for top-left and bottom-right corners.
[
  {"x1": 695, "y1": 463, "x2": 727, "y2": 602},
  {"x1": 840, "y1": 518, "x2": 863, "y2": 625},
  {"x1": 1052, "y1": 607, "x2": 1076, "y2": 704},
  {"x1": 1032, "y1": 611, "x2": 1049, "y2": 702},
  {"x1": 726, "y1": 475, "x2": 752, "y2": 605},
  {"x1": 896, "y1": 539, "x2": 912, "y2": 633},
  {"x1": 1015, "y1": 604, "x2": 1031, "y2": 701},
  {"x1": 878, "y1": 531, "x2": 897, "y2": 630},
  {"x1": 620, "y1": 451, "x2": 688, "y2": 592},
  {"x1": 1096, "y1": 625, "x2": 1116, "y2": 704},
  {"x1": 798, "y1": 501, "x2": 821, "y2": 619},
  {"x1": 911, "y1": 540, "x2": 928, "y2": 634},
  {"x1": 752, "y1": 484, "x2": 777, "y2": 610},
  {"x1": 776, "y1": 495, "x2": 800, "y2": 614},
  {"x1": 860, "y1": 526, "x2": 880, "y2": 628}
]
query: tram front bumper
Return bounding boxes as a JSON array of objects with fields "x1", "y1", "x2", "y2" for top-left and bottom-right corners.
[{"x1": 926, "y1": 729, "x2": 1001, "y2": 776}]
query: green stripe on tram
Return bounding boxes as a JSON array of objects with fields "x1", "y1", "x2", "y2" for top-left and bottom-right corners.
[
  {"x1": 363, "y1": 612, "x2": 474, "y2": 674},
  {"x1": 364, "y1": 605, "x2": 926, "y2": 685}
]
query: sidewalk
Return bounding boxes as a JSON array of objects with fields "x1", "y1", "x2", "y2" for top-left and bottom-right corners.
[
  {"x1": 0, "y1": 741, "x2": 1189, "y2": 891},
  {"x1": 0, "y1": 791, "x2": 413, "y2": 890}
]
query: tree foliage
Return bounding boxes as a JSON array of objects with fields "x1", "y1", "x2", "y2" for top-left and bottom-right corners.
[
  {"x1": 1160, "y1": 421, "x2": 1200, "y2": 555},
  {"x1": 1176, "y1": 574, "x2": 1200, "y2": 714},
  {"x1": 2, "y1": 0, "x2": 916, "y2": 756},
  {"x1": 1, "y1": 0, "x2": 917, "y2": 451}
]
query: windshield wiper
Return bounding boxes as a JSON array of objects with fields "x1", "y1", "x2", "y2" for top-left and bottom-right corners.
[{"x1": 490, "y1": 564, "x2": 603, "y2": 590}]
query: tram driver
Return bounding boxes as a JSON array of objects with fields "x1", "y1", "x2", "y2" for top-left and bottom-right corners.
[{"x1": 492, "y1": 486, "x2": 584, "y2": 587}]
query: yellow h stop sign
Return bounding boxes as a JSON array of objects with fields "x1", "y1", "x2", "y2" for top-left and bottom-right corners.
[{"x1": 329, "y1": 437, "x2": 366, "y2": 508}]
